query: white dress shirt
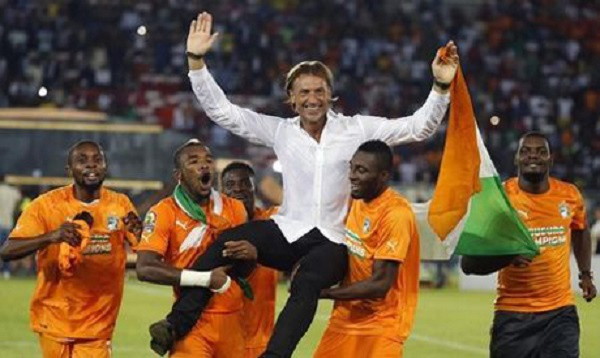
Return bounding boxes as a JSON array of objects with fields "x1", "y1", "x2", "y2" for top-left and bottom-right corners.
[{"x1": 190, "y1": 67, "x2": 450, "y2": 244}]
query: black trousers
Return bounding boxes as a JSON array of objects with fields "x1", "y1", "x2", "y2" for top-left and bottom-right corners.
[
  {"x1": 167, "y1": 219, "x2": 348, "y2": 358},
  {"x1": 490, "y1": 305, "x2": 580, "y2": 358}
]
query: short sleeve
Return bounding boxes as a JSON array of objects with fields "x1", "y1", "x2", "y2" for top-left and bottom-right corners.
[
  {"x1": 374, "y1": 207, "x2": 415, "y2": 262},
  {"x1": 9, "y1": 197, "x2": 48, "y2": 239},
  {"x1": 137, "y1": 205, "x2": 174, "y2": 256},
  {"x1": 570, "y1": 186, "x2": 587, "y2": 230}
]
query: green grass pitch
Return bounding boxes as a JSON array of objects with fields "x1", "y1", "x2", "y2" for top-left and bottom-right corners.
[{"x1": 0, "y1": 277, "x2": 598, "y2": 357}]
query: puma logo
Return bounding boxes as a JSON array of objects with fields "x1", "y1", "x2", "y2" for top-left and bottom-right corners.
[{"x1": 175, "y1": 220, "x2": 190, "y2": 231}]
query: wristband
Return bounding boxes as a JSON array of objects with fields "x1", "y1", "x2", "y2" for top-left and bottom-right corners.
[
  {"x1": 434, "y1": 79, "x2": 451, "y2": 90},
  {"x1": 186, "y1": 51, "x2": 204, "y2": 60},
  {"x1": 180, "y1": 270, "x2": 211, "y2": 287},
  {"x1": 210, "y1": 276, "x2": 231, "y2": 294}
]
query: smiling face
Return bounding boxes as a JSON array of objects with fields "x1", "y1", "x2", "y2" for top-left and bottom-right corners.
[
  {"x1": 175, "y1": 144, "x2": 215, "y2": 201},
  {"x1": 349, "y1": 151, "x2": 389, "y2": 201},
  {"x1": 516, "y1": 135, "x2": 552, "y2": 183},
  {"x1": 67, "y1": 142, "x2": 107, "y2": 191},
  {"x1": 222, "y1": 168, "x2": 255, "y2": 214},
  {"x1": 289, "y1": 74, "x2": 332, "y2": 127}
]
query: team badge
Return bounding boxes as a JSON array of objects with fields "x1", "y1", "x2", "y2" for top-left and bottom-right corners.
[
  {"x1": 558, "y1": 202, "x2": 570, "y2": 219},
  {"x1": 143, "y1": 212, "x2": 157, "y2": 234},
  {"x1": 107, "y1": 216, "x2": 119, "y2": 231},
  {"x1": 363, "y1": 218, "x2": 371, "y2": 233}
]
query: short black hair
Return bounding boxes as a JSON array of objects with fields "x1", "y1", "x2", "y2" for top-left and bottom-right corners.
[
  {"x1": 356, "y1": 140, "x2": 393, "y2": 172},
  {"x1": 221, "y1": 161, "x2": 255, "y2": 181},
  {"x1": 67, "y1": 140, "x2": 105, "y2": 165},
  {"x1": 173, "y1": 139, "x2": 207, "y2": 169},
  {"x1": 518, "y1": 131, "x2": 551, "y2": 153}
]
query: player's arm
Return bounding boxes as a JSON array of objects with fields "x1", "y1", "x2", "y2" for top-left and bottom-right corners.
[
  {"x1": 320, "y1": 260, "x2": 399, "y2": 300},
  {"x1": 186, "y1": 12, "x2": 280, "y2": 146},
  {"x1": 358, "y1": 42, "x2": 457, "y2": 145},
  {"x1": 0, "y1": 222, "x2": 81, "y2": 261},
  {"x1": 572, "y1": 228, "x2": 597, "y2": 302},
  {"x1": 460, "y1": 254, "x2": 531, "y2": 275},
  {"x1": 136, "y1": 250, "x2": 230, "y2": 290}
]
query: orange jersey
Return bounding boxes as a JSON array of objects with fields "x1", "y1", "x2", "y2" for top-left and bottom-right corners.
[
  {"x1": 243, "y1": 207, "x2": 279, "y2": 351},
  {"x1": 9, "y1": 185, "x2": 138, "y2": 339},
  {"x1": 496, "y1": 178, "x2": 587, "y2": 312},
  {"x1": 137, "y1": 192, "x2": 247, "y2": 313},
  {"x1": 326, "y1": 188, "x2": 420, "y2": 343}
]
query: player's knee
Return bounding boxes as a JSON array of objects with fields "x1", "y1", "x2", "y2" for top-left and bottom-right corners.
[{"x1": 289, "y1": 272, "x2": 323, "y2": 296}]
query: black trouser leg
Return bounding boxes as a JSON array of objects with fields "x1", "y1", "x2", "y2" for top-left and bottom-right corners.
[
  {"x1": 262, "y1": 234, "x2": 348, "y2": 357},
  {"x1": 166, "y1": 220, "x2": 294, "y2": 338}
]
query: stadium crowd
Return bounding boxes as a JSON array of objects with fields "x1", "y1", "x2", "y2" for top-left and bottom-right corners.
[{"x1": 1, "y1": 0, "x2": 600, "y2": 190}]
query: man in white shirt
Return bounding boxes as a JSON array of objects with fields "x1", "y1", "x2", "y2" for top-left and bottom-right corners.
[{"x1": 149, "y1": 12, "x2": 459, "y2": 357}]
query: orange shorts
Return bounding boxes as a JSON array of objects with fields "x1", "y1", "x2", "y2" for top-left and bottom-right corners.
[
  {"x1": 313, "y1": 329, "x2": 404, "y2": 358},
  {"x1": 38, "y1": 334, "x2": 111, "y2": 358},
  {"x1": 170, "y1": 311, "x2": 245, "y2": 358}
]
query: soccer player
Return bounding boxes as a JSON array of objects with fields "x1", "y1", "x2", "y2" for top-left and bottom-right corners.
[
  {"x1": 470, "y1": 132, "x2": 597, "y2": 358},
  {"x1": 0, "y1": 140, "x2": 142, "y2": 358},
  {"x1": 220, "y1": 162, "x2": 278, "y2": 358},
  {"x1": 150, "y1": 12, "x2": 458, "y2": 357},
  {"x1": 136, "y1": 139, "x2": 248, "y2": 357},
  {"x1": 313, "y1": 140, "x2": 420, "y2": 358}
]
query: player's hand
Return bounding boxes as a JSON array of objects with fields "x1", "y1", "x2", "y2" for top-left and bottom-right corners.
[
  {"x1": 51, "y1": 222, "x2": 82, "y2": 247},
  {"x1": 122, "y1": 211, "x2": 142, "y2": 238},
  {"x1": 579, "y1": 275, "x2": 597, "y2": 302},
  {"x1": 432, "y1": 40, "x2": 459, "y2": 85},
  {"x1": 319, "y1": 288, "x2": 332, "y2": 299},
  {"x1": 187, "y1": 12, "x2": 219, "y2": 56},
  {"x1": 222, "y1": 240, "x2": 257, "y2": 260},
  {"x1": 209, "y1": 265, "x2": 232, "y2": 291},
  {"x1": 510, "y1": 255, "x2": 532, "y2": 268}
]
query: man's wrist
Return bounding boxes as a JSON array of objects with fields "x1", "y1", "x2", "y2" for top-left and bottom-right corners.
[
  {"x1": 433, "y1": 79, "x2": 451, "y2": 90},
  {"x1": 186, "y1": 51, "x2": 204, "y2": 60},
  {"x1": 579, "y1": 270, "x2": 593, "y2": 279}
]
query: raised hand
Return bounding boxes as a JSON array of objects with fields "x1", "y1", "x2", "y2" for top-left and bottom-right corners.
[
  {"x1": 432, "y1": 40, "x2": 459, "y2": 85},
  {"x1": 122, "y1": 211, "x2": 142, "y2": 239},
  {"x1": 187, "y1": 12, "x2": 219, "y2": 57}
]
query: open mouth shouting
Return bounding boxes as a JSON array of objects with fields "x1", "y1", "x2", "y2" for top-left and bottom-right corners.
[{"x1": 197, "y1": 171, "x2": 213, "y2": 194}]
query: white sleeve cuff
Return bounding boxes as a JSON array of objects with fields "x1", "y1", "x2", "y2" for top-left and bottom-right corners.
[
  {"x1": 428, "y1": 89, "x2": 451, "y2": 103},
  {"x1": 188, "y1": 66, "x2": 210, "y2": 80}
]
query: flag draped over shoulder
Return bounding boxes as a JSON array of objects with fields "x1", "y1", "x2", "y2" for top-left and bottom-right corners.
[{"x1": 416, "y1": 47, "x2": 539, "y2": 260}]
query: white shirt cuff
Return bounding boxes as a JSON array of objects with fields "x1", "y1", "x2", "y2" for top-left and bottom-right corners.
[
  {"x1": 188, "y1": 66, "x2": 210, "y2": 80},
  {"x1": 427, "y1": 89, "x2": 451, "y2": 104}
]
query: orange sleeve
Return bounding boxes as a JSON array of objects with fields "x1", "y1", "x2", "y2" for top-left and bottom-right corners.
[
  {"x1": 137, "y1": 204, "x2": 174, "y2": 256},
  {"x1": 373, "y1": 207, "x2": 414, "y2": 262},
  {"x1": 9, "y1": 197, "x2": 48, "y2": 239},
  {"x1": 570, "y1": 186, "x2": 587, "y2": 230}
]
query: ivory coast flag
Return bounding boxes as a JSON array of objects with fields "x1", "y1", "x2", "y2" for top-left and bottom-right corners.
[{"x1": 416, "y1": 47, "x2": 539, "y2": 260}]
